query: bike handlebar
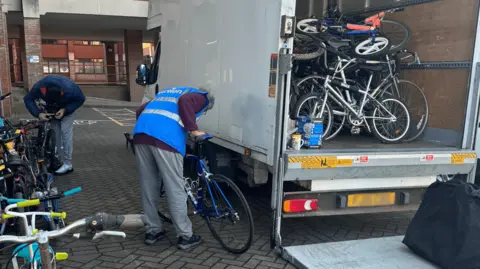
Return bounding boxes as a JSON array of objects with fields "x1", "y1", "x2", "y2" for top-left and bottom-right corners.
[
  {"x1": 16, "y1": 199, "x2": 40, "y2": 208},
  {"x1": 0, "y1": 213, "x2": 145, "y2": 244},
  {"x1": 194, "y1": 133, "x2": 213, "y2": 143},
  {"x1": 63, "y1": 187, "x2": 82, "y2": 197}
]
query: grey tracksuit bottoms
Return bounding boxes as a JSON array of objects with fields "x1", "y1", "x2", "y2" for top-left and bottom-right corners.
[
  {"x1": 51, "y1": 113, "x2": 74, "y2": 164},
  {"x1": 134, "y1": 144, "x2": 192, "y2": 238}
]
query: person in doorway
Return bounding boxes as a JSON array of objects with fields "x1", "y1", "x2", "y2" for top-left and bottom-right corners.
[
  {"x1": 133, "y1": 86, "x2": 215, "y2": 249},
  {"x1": 24, "y1": 75, "x2": 86, "y2": 175}
]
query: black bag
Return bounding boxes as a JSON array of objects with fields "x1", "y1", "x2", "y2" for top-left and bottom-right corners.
[{"x1": 403, "y1": 178, "x2": 480, "y2": 269}]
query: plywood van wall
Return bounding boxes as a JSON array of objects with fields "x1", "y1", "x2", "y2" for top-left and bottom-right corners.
[{"x1": 390, "y1": 0, "x2": 478, "y2": 133}]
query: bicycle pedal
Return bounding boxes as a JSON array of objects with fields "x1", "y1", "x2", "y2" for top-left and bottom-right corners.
[{"x1": 350, "y1": 127, "x2": 361, "y2": 135}]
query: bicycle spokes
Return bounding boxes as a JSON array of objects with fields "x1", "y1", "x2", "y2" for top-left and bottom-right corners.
[{"x1": 203, "y1": 175, "x2": 253, "y2": 253}]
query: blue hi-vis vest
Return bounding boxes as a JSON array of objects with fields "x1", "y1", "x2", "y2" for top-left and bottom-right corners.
[{"x1": 133, "y1": 87, "x2": 209, "y2": 156}]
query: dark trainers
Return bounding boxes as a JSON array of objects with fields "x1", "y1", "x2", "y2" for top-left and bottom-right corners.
[
  {"x1": 144, "y1": 230, "x2": 166, "y2": 245},
  {"x1": 177, "y1": 234, "x2": 202, "y2": 250}
]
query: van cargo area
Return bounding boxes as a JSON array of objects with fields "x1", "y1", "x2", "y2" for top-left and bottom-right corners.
[
  {"x1": 282, "y1": 0, "x2": 478, "y2": 189},
  {"x1": 290, "y1": 0, "x2": 476, "y2": 153}
]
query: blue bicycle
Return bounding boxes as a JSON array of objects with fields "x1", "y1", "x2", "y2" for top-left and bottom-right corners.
[{"x1": 126, "y1": 133, "x2": 254, "y2": 253}]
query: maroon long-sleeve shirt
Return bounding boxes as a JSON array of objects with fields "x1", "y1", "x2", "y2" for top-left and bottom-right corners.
[{"x1": 133, "y1": 93, "x2": 207, "y2": 153}]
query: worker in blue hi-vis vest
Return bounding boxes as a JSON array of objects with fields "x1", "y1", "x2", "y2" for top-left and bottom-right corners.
[{"x1": 133, "y1": 86, "x2": 215, "y2": 249}]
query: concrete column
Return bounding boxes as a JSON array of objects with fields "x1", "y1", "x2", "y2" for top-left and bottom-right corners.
[
  {"x1": 0, "y1": 2, "x2": 12, "y2": 116},
  {"x1": 10, "y1": 39, "x2": 22, "y2": 84},
  {"x1": 124, "y1": 30, "x2": 143, "y2": 102},
  {"x1": 67, "y1": 40, "x2": 75, "y2": 81},
  {"x1": 22, "y1": 0, "x2": 43, "y2": 90},
  {"x1": 105, "y1": 42, "x2": 116, "y2": 83}
]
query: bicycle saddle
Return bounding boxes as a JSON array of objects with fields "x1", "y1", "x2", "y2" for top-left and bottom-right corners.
[
  {"x1": 327, "y1": 39, "x2": 350, "y2": 49},
  {"x1": 194, "y1": 134, "x2": 213, "y2": 143},
  {"x1": 6, "y1": 154, "x2": 24, "y2": 166}
]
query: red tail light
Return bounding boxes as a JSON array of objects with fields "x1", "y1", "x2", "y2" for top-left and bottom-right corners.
[{"x1": 283, "y1": 199, "x2": 318, "y2": 213}]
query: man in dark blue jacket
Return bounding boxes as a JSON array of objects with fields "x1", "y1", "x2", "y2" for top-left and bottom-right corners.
[{"x1": 24, "y1": 75, "x2": 86, "y2": 175}]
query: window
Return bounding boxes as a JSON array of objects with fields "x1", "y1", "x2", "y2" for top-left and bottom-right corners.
[
  {"x1": 43, "y1": 59, "x2": 69, "y2": 74},
  {"x1": 73, "y1": 40, "x2": 102, "y2": 46},
  {"x1": 42, "y1": 40, "x2": 67, "y2": 45},
  {"x1": 74, "y1": 59, "x2": 104, "y2": 74}
]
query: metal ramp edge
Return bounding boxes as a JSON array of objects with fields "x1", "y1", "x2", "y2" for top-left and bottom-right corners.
[{"x1": 281, "y1": 236, "x2": 439, "y2": 269}]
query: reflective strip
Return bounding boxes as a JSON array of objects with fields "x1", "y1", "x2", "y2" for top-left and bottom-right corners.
[
  {"x1": 142, "y1": 109, "x2": 184, "y2": 127},
  {"x1": 152, "y1": 97, "x2": 178, "y2": 104}
]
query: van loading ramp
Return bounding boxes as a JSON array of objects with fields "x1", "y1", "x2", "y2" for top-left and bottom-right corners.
[{"x1": 282, "y1": 236, "x2": 438, "y2": 269}]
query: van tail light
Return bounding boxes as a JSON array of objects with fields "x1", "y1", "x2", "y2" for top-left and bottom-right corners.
[{"x1": 283, "y1": 199, "x2": 318, "y2": 213}]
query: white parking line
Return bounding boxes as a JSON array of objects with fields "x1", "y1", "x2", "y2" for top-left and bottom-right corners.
[
  {"x1": 93, "y1": 108, "x2": 137, "y2": 127},
  {"x1": 19, "y1": 119, "x2": 111, "y2": 126}
]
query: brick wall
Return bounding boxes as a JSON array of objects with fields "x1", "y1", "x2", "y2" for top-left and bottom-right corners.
[
  {"x1": 79, "y1": 85, "x2": 129, "y2": 101},
  {"x1": 0, "y1": 10, "x2": 12, "y2": 116},
  {"x1": 124, "y1": 30, "x2": 144, "y2": 102},
  {"x1": 22, "y1": 18, "x2": 43, "y2": 90}
]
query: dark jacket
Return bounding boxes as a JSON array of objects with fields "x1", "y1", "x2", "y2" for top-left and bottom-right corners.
[{"x1": 24, "y1": 75, "x2": 86, "y2": 118}]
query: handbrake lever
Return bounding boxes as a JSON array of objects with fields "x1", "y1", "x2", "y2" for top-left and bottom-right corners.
[{"x1": 92, "y1": 231, "x2": 126, "y2": 241}]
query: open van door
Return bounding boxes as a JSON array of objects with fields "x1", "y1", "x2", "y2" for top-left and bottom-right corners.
[{"x1": 141, "y1": 0, "x2": 163, "y2": 104}]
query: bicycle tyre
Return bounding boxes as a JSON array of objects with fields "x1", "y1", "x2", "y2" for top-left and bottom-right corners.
[
  {"x1": 292, "y1": 92, "x2": 334, "y2": 140},
  {"x1": 294, "y1": 48, "x2": 325, "y2": 61},
  {"x1": 204, "y1": 174, "x2": 254, "y2": 254},
  {"x1": 45, "y1": 128, "x2": 57, "y2": 157},
  {"x1": 379, "y1": 19, "x2": 411, "y2": 53},
  {"x1": 369, "y1": 97, "x2": 411, "y2": 143},
  {"x1": 45, "y1": 129, "x2": 62, "y2": 172},
  {"x1": 353, "y1": 36, "x2": 391, "y2": 59},
  {"x1": 296, "y1": 18, "x2": 320, "y2": 34},
  {"x1": 295, "y1": 76, "x2": 346, "y2": 140},
  {"x1": 382, "y1": 80, "x2": 428, "y2": 142}
]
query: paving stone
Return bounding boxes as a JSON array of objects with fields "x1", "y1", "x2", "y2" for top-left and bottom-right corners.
[
  {"x1": 0, "y1": 107, "x2": 415, "y2": 269},
  {"x1": 122, "y1": 261, "x2": 144, "y2": 269}
]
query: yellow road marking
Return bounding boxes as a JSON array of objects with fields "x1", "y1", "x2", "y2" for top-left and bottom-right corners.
[{"x1": 92, "y1": 108, "x2": 124, "y2": 126}]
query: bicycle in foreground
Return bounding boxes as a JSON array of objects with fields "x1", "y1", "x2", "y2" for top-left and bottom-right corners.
[
  {"x1": 1, "y1": 198, "x2": 141, "y2": 269},
  {"x1": 8, "y1": 114, "x2": 66, "y2": 232},
  {"x1": 125, "y1": 132, "x2": 254, "y2": 253}
]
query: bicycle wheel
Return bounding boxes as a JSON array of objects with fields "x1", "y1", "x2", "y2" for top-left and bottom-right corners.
[
  {"x1": 369, "y1": 97, "x2": 411, "y2": 143},
  {"x1": 203, "y1": 174, "x2": 254, "y2": 254},
  {"x1": 293, "y1": 92, "x2": 334, "y2": 140},
  {"x1": 294, "y1": 34, "x2": 325, "y2": 61},
  {"x1": 379, "y1": 19, "x2": 411, "y2": 53},
  {"x1": 382, "y1": 80, "x2": 428, "y2": 142},
  {"x1": 295, "y1": 76, "x2": 346, "y2": 140},
  {"x1": 297, "y1": 18, "x2": 320, "y2": 34},
  {"x1": 353, "y1": 36, "x2": 391, "y2": 58}
]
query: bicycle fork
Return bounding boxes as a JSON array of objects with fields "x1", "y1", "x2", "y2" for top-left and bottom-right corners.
[{"x1": 38, "y1": 234, "x2": 55, "y2": 269}]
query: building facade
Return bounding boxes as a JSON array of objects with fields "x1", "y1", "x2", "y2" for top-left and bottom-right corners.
[{"x1": 0, "y1": 0, "x2": 158, "y2": 116}]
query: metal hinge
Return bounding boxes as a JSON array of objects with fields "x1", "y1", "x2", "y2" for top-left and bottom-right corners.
[{"x1": 278, "y1": 53, "x2": 293, "y2": 75}]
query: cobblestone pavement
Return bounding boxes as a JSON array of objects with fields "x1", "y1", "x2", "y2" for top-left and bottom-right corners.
[{"x1": 0, "y1": 107, "x2": 414, "y2": 269}]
